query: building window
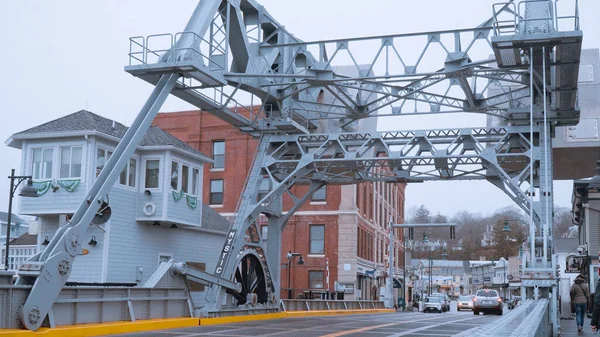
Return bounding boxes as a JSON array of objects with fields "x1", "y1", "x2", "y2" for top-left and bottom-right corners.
[
  {"x1": 311, "y1": 186, "x2": 326, "y2": 202},
  {"x1": 119, "y1": 158, "x2": 136, "y2": 187},
  {"x1": 32, "y1": 148, "x2": 53, "y2": 179},
  {"x1": 158, "y1": 253, "x2": 173, "y2": 266},
  {"x1": 261, "y1": 225, "x2": 268, "y2": 241},
  {"x1": 191, "y1": 168, "x2": 200, "y2": 195},
  {"x1": 309, "y1": 270, "x2": 324, "y2": 289},
  {"x1": 96, "y1": 148, "x2": 113, "y2": 177},
  {"x1": 59, "y1": 146, "x2": 82, "y2": 178},
  {"x1": 210, "y1": 179, "x2": 224, "y2": 204},
  {"x1": 171, "y1": 161, "x2": 179, "y2": 190},
  {"x1": 309, "y1": 225, "x2": 325, "y2": 254},
  {"x1": 212, "y1": 141, "x2": 225, "y2": 169},
  {"x1": 145, "y1": 160, "x2": 160, "y2": 189},
  {"x1": 181, "y1": 164, "x2": 189, "y2": 193}
]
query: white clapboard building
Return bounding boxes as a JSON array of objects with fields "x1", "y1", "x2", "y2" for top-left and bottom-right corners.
[{"x1": 5, "y1": 110, "x2": 230, "y2": 285}]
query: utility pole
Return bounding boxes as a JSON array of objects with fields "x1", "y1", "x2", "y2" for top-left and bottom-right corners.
[{"x1": 387, "y1": 222, "x2": 457, "y2": 310}]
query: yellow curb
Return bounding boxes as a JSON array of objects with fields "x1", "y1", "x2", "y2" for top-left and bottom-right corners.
[
  {"x1": 0, "y1": 318, "x2": 199, "y2": 337},
  {"x1": 199, "y1": 312, "x2": 287, "y2": 325},
  {"x1": 0, "y1": 309, "x2": 395, "y2": 336}
]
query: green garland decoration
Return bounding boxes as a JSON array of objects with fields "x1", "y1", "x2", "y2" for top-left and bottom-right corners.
[
  {"x1": 32, "y1": 180, "x2": 52, "y2": 196},
  {"x1": 186, "y1": 195, "x2": 198, "y2": 209},
  {"x1": 57, "y1": 179, "x2": 80, "y2": 192},
  {"x1": 172, "y1": 189, "x2": 184, "y2": 202}
]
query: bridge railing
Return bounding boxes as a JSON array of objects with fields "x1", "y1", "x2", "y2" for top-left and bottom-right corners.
[
  {"x1": 280, "y1": 299, "x2": 386, "y2": 312},
  {"x1": 455, "y1": 299, "x2": 550, "y2": 337}
]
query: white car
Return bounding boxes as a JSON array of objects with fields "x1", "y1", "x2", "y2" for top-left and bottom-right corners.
[
  {"x1": 423, "y1": 296, "x2": 444, "y2": 313},
  {"x1": 457, "y1": 295, "x2": 474, "y2": 311}
]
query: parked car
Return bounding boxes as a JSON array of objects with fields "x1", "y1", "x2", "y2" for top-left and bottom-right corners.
[
  {"x1": 423, "y1": 296, "x2": 445, "y2": 313},
  {"x1": 473, "y1": 289, "x2": 503, "y2": 315},
  {"x1": 431, "y1": 292, "x2": 451, "y2": 312},
  {"x1": 457, "y1": 295, "x2": 474, "y2": 311},
  {"x1": 507, "y1": 297, "x2": 521, "y2": 310}
]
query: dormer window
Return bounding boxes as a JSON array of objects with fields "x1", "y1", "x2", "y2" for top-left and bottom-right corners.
[
  {"x1": 32, "y1": 148, "x2": 53, "y2": 180},
  {"x1": 59, "y1": 146, "x2": 82, "y2": 179}
]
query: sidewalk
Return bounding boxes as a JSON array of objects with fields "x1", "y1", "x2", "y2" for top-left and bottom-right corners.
[{"x1": 561, "y1": 316, "x2": 597, "y2": 336}]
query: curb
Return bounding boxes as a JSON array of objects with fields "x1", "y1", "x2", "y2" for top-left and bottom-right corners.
[{"x1": 0, "y1": 309, "x2": 396, "y2": 336}]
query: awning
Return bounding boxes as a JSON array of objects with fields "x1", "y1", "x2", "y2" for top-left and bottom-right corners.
[{"x1": 393, "y1": 278, "x2": 403, "y2": 289}]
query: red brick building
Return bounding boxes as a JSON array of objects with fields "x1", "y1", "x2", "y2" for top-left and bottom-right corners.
[{"x1": 154, "y1": 110, "x2": 406, "y2": 301}]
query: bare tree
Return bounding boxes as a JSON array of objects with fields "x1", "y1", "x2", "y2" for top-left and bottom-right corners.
[{"x1": 553, "y1": 207, "x2": 572, "y2": 238}]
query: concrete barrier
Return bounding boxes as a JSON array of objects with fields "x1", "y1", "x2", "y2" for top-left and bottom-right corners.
[{"x1": 455, "y1": 299, "x2": 550, "y2": 337}]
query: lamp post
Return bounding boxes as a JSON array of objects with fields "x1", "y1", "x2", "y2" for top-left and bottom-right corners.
[
  {"x1": 4, "y1": 169, "x2": 38, "y2": 271},
  {"x1": 286, "y1": 250, "x2": 304, "y2": 299}
]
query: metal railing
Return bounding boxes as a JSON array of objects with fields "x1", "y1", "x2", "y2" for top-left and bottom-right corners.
[
  {"x1": 280, "y1": 299, "x2": 386, "y2": 312},
  {"x1": 493, "y1": 0, "x2": 580, "y2": 36},
  {"x1": 128, "y1": 31, "x2": 226, "y2": 72}
]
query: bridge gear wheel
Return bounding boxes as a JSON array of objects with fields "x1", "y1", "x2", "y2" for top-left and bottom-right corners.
[{"x1": 228, "y1": 251, "x2": 268, "y2": 306}]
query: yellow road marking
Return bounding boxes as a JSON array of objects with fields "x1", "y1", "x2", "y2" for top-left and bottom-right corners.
[{"x1": 320, "y1": 322, "x2": 399, "y2": 337}]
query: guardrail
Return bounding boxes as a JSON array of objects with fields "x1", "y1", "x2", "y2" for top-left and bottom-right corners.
[
  {"x1": 280, "y1": 299, "x2": 386, "y2": 312},
  {"x1": 455, "y1": 299, "x2": 550, "y2": 337},
  {"x1": 492, "y1": 0, "x2": 580, "y2": 36},
  {"x1": 128, "y1": 31, "x2": 226, "y2": 72},
  {"x1": 0, "y1": 285, "x2": 191, "y2": 329}
]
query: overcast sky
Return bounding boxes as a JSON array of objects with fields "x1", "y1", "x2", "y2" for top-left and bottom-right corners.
[{"x1": 1, "y1": 0, "x2": 599, "y2": 218}]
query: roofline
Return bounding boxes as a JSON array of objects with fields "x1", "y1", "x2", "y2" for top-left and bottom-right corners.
[
  {"x1": 144, "y1": 146, "x2": 213, "y2": 163},
  {"x1": 7, "y1": 131, "x2": 212, "y2": 162}
]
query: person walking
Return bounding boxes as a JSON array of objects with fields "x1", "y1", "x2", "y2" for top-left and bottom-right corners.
[
  {"x1": 590, "y1": 279, "x2": 600, "y2": 333},
  {"x1": 571, "y1": 274, "x2": 591, "y2": 333}
]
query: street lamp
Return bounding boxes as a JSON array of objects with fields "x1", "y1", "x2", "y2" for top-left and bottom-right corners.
[
  {"x1": 5, "y1": 169, "x2": 38, "y2": 271},
  {"x1": 286, "y1": 250, "x2": 304, "y2": 299}
]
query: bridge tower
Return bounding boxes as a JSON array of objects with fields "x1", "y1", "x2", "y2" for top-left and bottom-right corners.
[{"x1": 11, "y1": 1, "x2": 582, "y2": 335}]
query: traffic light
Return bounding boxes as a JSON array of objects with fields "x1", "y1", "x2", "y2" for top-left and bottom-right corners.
[{"x1": 409, "y1": 228, "x2": 414, "y2": 240}]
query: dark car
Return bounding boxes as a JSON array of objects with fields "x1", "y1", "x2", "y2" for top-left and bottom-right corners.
[
  {"x1": 423, "y1": 296, "x2": 444, "y2": 313},
  {"x1": 507, "y1": 297, "x2": 520, "y2": 310},
  {"x1": 473, "y1": 289, "x2": 503, "y2": 315}
]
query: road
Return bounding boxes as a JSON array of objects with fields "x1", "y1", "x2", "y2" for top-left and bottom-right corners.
[{"x1": 106, "y1": 302, "x2": 505, "y2": 337}]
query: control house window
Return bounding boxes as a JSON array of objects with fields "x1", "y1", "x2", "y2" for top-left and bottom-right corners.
[
  {"x1": 145, "y1": 160, "x2": 160, "y2": 189},
  {"x1": 171, "y1": 161, "x2": 179, "y2": 190},
  {"x1": 32, "y1": 148, "x2": 53, "y2": 179},
  {"x1": 212, "y1": 141, "x2": 225, "y2": 169},
  {"x1": 309, "y1": 271, "x2": 324, "y2": 289},
  {"x1": 59, "y1": 146, "x2": 82, "y2": 179},
  {"x1": 311, "y1": 186, "x2": 326, "y2": 202},
  {"x1": 96, "y1": 148, "x2": 113, "y2": 177},
  {"x1": 119, "y1": 158, "x2": 136, "y2": 187},
  {"x1": 181, "y1": 164, "x2": 189, "y2": 193},
  {"x1": 210, "y1": 179, "x2": 224, "y2": 204},
  {"x1": 309, "y1": 224, "x2": 325, "y2": 254},
  {"x1": 191, "y1": 168, "x2": 200, "y2": 195}
]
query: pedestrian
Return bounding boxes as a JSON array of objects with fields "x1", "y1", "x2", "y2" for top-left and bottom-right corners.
[
  {"x1": 590, "y1": 279, "x2": 600, "y2": 333},
  {"x1": 570, "y1": 273, "x2": 591, "y2": 333}
]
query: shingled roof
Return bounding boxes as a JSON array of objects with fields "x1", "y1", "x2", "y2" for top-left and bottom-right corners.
[
  {"x1": 8, "y1": 110, "x2": 209, "y2": 161},
  {"x1": 8, "y1": 234, "x2": 37, "y2": 246},
  {"x1": 201, "y1": 205, "x2": 231, "y2": 233}
]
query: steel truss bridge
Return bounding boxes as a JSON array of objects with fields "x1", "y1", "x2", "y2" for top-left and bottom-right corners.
[{"x1": 2, "y1": 0, "x2": 583, "y2": 335}]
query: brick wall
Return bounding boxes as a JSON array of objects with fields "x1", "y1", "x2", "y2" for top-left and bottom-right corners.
[{"x1": 154, "y1": 110, "x2": 406, "y2": 299}]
